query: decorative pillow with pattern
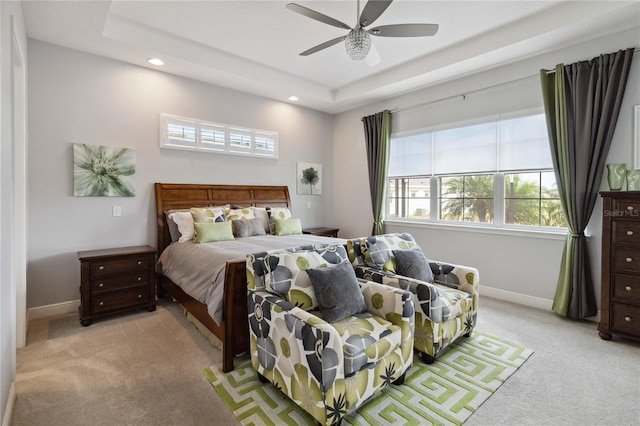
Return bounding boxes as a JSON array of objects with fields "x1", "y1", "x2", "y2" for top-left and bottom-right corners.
[
  {"x1": 190, "y1": 206, "x2": 227, "y2": 223},
  {"x1": 225, "y1": 207, "x2": 257, "y2": 221},
  {"x1": 267, "y1": 207, "x2": 292, "y2": 234},
  {"x1": 364, "y1": 233, "x2": 417, "y2": 272}
]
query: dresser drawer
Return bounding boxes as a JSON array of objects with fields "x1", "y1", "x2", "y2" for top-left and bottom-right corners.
[
  {"x1": 91, "y1": 287, "x2": 150, "y2": 314},
  {"x1": 90, "y1": 256, "x2": 149, "y2": 276},
  {"x1": 91, "y1": 272, "x2": 149, "y2": 294},
  {"x1": 612, "y1": 247, "x2": 640, "y2": 273},
  {"x1": 612, "y1": 273, "x2": 640, "y2": 304},
  {"x1": 611, "y1": 303, "x2": 640, "y2": 336},
  {"x1": 612, "y1": 220, "x2": 640, "y2": 246},
  {"x1": 611, "y1": 199, "x2": 640, "y2": 217}
]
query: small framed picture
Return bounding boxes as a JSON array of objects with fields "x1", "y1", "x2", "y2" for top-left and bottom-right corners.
[{"x1": 297, "y1": 161, "x2": 322, "y2": 195}]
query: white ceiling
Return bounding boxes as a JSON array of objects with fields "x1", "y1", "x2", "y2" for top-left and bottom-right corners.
[{"x1": 22, "y1": 0, "x2": 640, "y2": 114}]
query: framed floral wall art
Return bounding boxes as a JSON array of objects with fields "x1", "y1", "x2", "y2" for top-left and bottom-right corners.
[
  {"x1": 73, "y1": 143, "x2": 136, "y2": 197},
  {"x1": 297, "y1": 161, "x2": 322, "y2": 195}
]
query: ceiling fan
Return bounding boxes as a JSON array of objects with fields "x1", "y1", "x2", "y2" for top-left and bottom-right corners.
[{"x1": 286, "y1": 0, "x2": 439, "y2": 63}]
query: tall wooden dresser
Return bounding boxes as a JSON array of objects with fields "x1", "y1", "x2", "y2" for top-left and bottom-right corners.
[{"x1": 599, "y1": 192, "x2": 640, "y2": 342}]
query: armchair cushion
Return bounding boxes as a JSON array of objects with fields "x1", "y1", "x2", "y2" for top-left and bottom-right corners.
[
  {"x1": 393, "y1": 247, "x2": 434, "y2": 283},
  {"x1": 332, "y1": 312, "x2": 401, "y2": 377},
  {"x1": 307, "y1": 261, "x2": 367, "y2": 323}
]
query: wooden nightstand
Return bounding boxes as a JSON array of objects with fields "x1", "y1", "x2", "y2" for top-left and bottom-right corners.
[
  {"x1": 78, "y1": 245, "x2": 157, "y2": 326},
  {"x1": 302, "y1": 227, "x2": 340, "y2": 238}
]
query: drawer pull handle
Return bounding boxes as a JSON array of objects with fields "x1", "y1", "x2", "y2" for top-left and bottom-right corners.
[
  {"x1": 138, "y1": 294, "x2": 142, "y2": 299},
  {"x1": 99, "y1": 301, "x2": 104, "y2": 306},
  {"x1": 137, "y1": 260, "x2": 142, "y2": 265},
  {"x1": 626, "y1": 257, "x2": 633, "y2": 263},
  {"x1": 627, "y1": 230, "x2": 634, "y2": 236},
  {"x1": 627, "y1": 206, "x2": 634, "y2": 211},
  {"x1": 98, "y1": 283, "x2": 104, "y2": 288},
  {"x1": 137, "y1": 276, "x2": 142, "y2": 281},
  {"x1": 99, "y1": 265, "x2": 105, "y2": 270},
  {"x1": 626, "y1": 285, "x2": 633, "y2": 291},
  {"x1": 624, "y1": 316, "x2": 632, "y2": 322}
]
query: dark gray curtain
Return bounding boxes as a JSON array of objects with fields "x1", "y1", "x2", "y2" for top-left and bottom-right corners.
[
  {"x1": 540, "y1": 48, "x2": 634, "y2": 319},
  {"x1": 362, "y1": 110, "x2": 391, "y2": 235}
]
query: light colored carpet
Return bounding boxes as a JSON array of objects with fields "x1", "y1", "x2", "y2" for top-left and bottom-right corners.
[
  {"x1": 11, "y1": 296, "x2": 640, "y2": 425},
  {"x1": 205, "y1": 332, "x2": 533, "y2": 425}
]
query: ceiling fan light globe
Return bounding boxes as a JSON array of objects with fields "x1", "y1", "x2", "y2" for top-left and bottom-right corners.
[{"x1": 345, "y1": 28, "x2": 371, "y2": 60}]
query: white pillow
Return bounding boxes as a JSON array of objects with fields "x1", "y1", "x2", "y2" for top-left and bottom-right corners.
[{"x1": 168, "y1": 211, "x2": 195, "y2": 243}]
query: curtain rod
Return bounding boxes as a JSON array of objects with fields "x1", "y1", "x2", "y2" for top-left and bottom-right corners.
[{"x1": 390, "y1": 47, "x2": 639, "y2": 115}]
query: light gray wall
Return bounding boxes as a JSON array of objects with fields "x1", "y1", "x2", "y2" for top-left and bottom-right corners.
[
  {"x1": 1, "y1": 0, "x2": 27, "y2": 422},
  {"x1": 333, "y1": 27, "x2": 640, "y2": 310},
  {"x1": 27, "y1": 40, "x2": 334, "y2": 309}
]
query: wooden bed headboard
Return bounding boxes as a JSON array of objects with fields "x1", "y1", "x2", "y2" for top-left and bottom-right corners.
[{"x1": 154, "y1": 183, "x2": 291, "y2": 254}]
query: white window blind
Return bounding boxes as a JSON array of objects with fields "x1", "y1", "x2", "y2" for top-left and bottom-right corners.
[
  {"x1": 389, "y1": 111, "x2": 550, "y2": 176},
  {"x1": 160, "y1": 113, "x2": 278, "y2": 159}
]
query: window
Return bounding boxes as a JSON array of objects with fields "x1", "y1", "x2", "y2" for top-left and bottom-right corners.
[
  {"x1": 160, "y1": 114, "x2": 278, "y2": 158},
  {"x1": 387, "y1": 111, "x2": 565, "y2": 229},
  {"x1": 440, "y1": 174, "x2": 494, "y2": 223}
]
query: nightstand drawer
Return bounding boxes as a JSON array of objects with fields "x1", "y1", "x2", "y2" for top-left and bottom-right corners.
[
  {"x1": 612, "y1": 220, "x2": 640, "y2": 246},
  {"x1": 91, "y1": 272, "x2": 149, "y2": 294},
  {"x1": 91, "y1": 287, "x2": 150, "y2": 314},
  {"x1": 90, "y1": 256, "x2": 149, "y2": 276},
  {"x1": 612, "y1": 247, "x2": 640, "y2": 273},
  {"x1": 611, "y1": 303, "x2": 640, "y2": 335}
]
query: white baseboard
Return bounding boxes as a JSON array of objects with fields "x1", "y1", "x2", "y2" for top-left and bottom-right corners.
[
  {"x1": 481, "y1": 285, "x2": 554, "y2": 311},
  {"x1": 27, "y1": 299, "x2": 80, "y2": 322},
  {"x1": 481, "y1": 285, "x2": 600, "y2": 323},
  {"x1": 2, "y1": 381, "x2": 15, "y2": 426}
]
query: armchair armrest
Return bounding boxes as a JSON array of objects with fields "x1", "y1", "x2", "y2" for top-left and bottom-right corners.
[{"x1": 359, "y1": 279, "x2": 414, "y2": 324}]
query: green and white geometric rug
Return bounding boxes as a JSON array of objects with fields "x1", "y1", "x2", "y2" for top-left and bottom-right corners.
[{"x1": 204, "y1": 331, "x2": 533, "y2": 425}]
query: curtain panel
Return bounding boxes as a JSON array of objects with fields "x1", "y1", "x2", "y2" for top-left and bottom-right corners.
[
  {"x1": 362, "y1": 110, "x2": 391, "y2": 235},
  {"x1": 540, "y1": 48, "x2": 634, "y2": 319}
]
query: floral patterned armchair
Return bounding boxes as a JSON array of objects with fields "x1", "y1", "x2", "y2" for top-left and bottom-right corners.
[
  {"x1": 347, "y1": 234, "x2": 479, "y2": 364},
  {"x1": 246, "y1": 243, "x2": 414, "y2": 426}
]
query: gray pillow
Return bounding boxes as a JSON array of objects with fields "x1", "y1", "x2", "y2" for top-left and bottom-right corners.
[
  {"x1": 393, "y1": 247, "x2": 434, "y2": 283},
  {"x1": 232, "y1": 218, "x2": 267, "y2": 238},
  {"x1": 307, "y1": 261, "x2": 367, "y2": 323}
]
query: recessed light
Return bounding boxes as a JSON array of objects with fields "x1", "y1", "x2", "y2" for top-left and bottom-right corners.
[
  {"x1": 288, "y1": 96, "x2": 299, "y2": 101},
  {"x1": 148, "y1": 58, "x2": 164, "y2": 66}
]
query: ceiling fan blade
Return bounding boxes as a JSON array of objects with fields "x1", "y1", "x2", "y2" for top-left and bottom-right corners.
[
  {"x1": 299, "y1": 36, "x2": 346, "y2": 56},
  {"x1": 366, "y1": 43, "x2": 381, "y2": 66},
  {"x1": 369, "y1": 23, "x2": 439, "y2": 37},
  {"x1": 286, "y1": 3, "x2": 351, "y2": 30},
  {"x1": 359, "y1": 0, "x2": 393, "y2": 27}
]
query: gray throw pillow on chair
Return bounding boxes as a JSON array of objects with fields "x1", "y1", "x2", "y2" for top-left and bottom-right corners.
[
  {"x1": 307, "y1": 261, "x2": 367, "y2": 323},
  {"x1": 393, "y1": 247, "x2": 434, "y2": 283}
]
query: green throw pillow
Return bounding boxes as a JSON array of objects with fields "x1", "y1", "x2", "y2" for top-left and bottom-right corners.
[
  {"x1": 193, "y1": 221, "x2": 234, "y2": 243},
  {"x1": 275, "y1": 218, "x2": 302, "y2": 236}
]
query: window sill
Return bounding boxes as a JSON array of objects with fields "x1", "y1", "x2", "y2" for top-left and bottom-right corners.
[{"x1": 384, "y1": 219, "x2": 573, "y2": 241}]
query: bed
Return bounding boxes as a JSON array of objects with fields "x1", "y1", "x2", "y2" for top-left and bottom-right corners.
[{"x1": 154, "y1": 183, "x2": 343, "y2": 372}]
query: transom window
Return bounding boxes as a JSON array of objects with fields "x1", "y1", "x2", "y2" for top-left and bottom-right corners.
[
  {"x1": 159, "y1": 113, "x2": 278, "y2": 159},
  {"x1": 387, "y1": 111, "x2": 566, "y2": 229}
]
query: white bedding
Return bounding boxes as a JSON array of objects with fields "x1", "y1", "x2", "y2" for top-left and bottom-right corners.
[{"x1": 156, "y1": 234, "x2": 346, "y2": 324}]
